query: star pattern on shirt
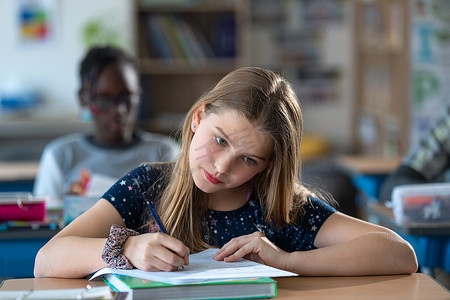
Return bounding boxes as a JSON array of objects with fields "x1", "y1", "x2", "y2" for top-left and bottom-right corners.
[
  {"x1": 103, "y1": 164, "x2": 336, "y2": 250},
  {"x1": 132, "y1": 178, "x2": 140, "y2": 186}
]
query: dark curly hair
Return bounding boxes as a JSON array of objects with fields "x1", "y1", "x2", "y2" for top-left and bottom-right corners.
[{"x1": 79, "y1": 45, "x2": 137, "y2": 94}]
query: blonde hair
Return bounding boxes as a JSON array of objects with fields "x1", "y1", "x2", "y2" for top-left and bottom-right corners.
[{"x1": 156, "y1": 67, "x2": 311, "y2": 252}]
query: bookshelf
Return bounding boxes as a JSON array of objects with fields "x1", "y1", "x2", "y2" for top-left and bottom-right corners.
[
  {"x1": 134, "y1": 0, "x2": 250, "y2": 135},
  {"x1": 353, "y1": 0, "x2": 409, "y2": 157}
]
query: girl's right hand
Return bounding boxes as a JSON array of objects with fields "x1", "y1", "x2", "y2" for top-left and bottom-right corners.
[{"x1": 122, "y1": 232, "x2": 189, "y2": 271}]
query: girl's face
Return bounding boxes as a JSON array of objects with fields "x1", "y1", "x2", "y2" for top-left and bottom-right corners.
[
  {"x1": 85, "y1": 63, "x2": 140, "y2": 146},
  {"x1": 189, "y1": 108, "x2": 273, "y2": 195}
]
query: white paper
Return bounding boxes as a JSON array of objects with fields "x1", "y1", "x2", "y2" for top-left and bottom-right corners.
[
  {"x1": 90, "y1": 248, "x2": 297, "y2": 285},
  {"x1": 85, "y1": 173, "x2": 117, "y2": 197}
]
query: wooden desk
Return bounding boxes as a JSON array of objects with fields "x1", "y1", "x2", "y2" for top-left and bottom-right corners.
[
  {"x1": 0, "y1": 161, "x2": 39, "y2": 192},
  {"x1": 0, "y1": 161, "x2": 39, "y2": 181},
  {"x1": 1, "y1": 274, "x2": 448, "y2": 299},
  {"x1": 337, "y1": 155, "x2": 401, "y2": 175}
]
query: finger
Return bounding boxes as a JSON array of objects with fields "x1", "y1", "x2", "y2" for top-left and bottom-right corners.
[
  {"x1": 223, "y1": 244, "x2": 253, "y2": 262},
  {"x1": 160, "y1": 234, "x2": 189, "y2": 255},
  {"x1": 160, "y1": 237, "x2": 190, "y2": 266},
  {"x1": 214, "y1": 238, "x2": 248, "y2": 261},
  {"x1": 215, "y1": 231, "x2": 264, "y2": 259},
  {"x1": 214, "y1": 244, "x2": 239, "y2": 261},
  {"x1": 143, "y1": 254, "x2": 179, "y2": 272},
  {"x1": 152, "y1": 246, "x2": 186, "y2": 269}
]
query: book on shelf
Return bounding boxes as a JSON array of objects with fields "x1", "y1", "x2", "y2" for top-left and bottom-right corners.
[
  {"x1": 103, "y1": 273, "x2": 277, "y2": 300},
  {"x1": 144, "y1": 13, "x2": 219, "y2": 62},
  {"x1": 169, "y1": 14, "x2": 196, "y2": 63},
  {"x1": 187, "y1": 18, "x2": 216, "y2": 58},
  {"x1": 146, "y1": 15, "x2": 174, "y2": 59},
  {"x1": 175, "y1": 16, "x2": 207, "y2": 60},
  {"x1": 212, "y1": 14, "x2": 236, "y2": 58},
  {"x1": 157, "y1": 14, "x2": 187, "y2": 61}
]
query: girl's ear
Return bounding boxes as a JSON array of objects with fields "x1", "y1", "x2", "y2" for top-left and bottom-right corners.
[
  {"x1": 78, "y1": 87, "x2": 88, "y2": 107},
  {"x1": 191, "y1": 104, "x2": 206, "y2": 132}
]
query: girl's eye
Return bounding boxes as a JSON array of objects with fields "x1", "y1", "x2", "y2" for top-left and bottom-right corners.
[
  {"x1": 214, "y1": 136, "x2": 227, "y2": 146},
  {"x1": 243, "y1": 156, "x2": 256, "y2": 165}
]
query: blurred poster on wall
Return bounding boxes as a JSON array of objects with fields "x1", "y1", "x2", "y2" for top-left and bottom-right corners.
[
  {"x1": 17, "y1": 0, "x2": 57, "y2": 45},
  {"x1": 410, "y1": 0, "x2": 450, "y2": 146}
]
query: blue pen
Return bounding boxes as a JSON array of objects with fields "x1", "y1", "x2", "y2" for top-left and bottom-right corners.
[
  {"x1": 146, "y1": 200, "x2": 185, "y2": 269},
  {"x1": 146, "y1": 200, "x2": 167, "y2": 234}
]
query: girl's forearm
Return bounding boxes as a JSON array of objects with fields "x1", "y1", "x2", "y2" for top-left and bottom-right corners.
[
  {"x1": 34, "y1": 236, "x2": 108, "y2": 278},
  {"x1": 284, "y1": 232, "x2": 418, "y2": 276}
]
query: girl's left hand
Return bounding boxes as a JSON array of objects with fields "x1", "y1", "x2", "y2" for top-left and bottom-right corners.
[{"x1": 213, "y1": 231, "x2": 288, "y2": 270}]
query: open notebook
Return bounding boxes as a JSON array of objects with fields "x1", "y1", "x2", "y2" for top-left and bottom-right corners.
[{"x1": 91, "y1": 248, "x2": 297, "y2": 285}]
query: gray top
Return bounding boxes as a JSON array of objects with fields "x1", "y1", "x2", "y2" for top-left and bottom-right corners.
[{"x1": 33, "y1": 131, "x2": 180, "y2": 205}]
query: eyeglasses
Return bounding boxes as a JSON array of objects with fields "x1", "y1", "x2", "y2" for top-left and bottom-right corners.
[{"x1": 88, "y1": 93, "x2": 140, "y2": 112}]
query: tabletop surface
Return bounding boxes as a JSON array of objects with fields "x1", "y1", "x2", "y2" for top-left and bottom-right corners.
[
  {"x1": 337, "y1": 155, "x2": 402, "y2": 175},
  {"x1": 0, "y1": 161, "x2": 39, "y2": 181},
  {"x1": 1, "y1": 273, "x2": 448, "y2": 299}
]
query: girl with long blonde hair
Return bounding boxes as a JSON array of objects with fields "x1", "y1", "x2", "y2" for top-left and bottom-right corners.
[{"x1": 35, "y1": 67, "x2": 417, "y2": 278}]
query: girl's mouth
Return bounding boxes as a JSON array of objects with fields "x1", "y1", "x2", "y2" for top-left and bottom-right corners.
[
  {"x1": 109, "y1": 120, "x2": 125, "y2": 131},
  {"x1": 204, "y1": 169, "x2": 223, "y2": 184}
]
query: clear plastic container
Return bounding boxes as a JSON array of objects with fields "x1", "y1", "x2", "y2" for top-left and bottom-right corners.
[{"x1": 391, "y1": 183, "x2": 450, "y2": 225}]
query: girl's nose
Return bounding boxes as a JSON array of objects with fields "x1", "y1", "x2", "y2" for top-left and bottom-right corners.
[
  {"x1": 112, "y1": 101, "x2": 128, "y2": 117},
  {"x1": 214, "y1": 152, "x2": 232, "y2": 174},
  {"x1": 117, "y1": 102, "x2": 128, "y2": 114}
]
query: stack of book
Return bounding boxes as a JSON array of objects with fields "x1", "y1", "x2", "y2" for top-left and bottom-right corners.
[
  {"x1": 92, "y1": 248, "x2": 297, "y2": 300},
  {"x1": 104, "y1": 274, "x2": 276, "y2": 300}
]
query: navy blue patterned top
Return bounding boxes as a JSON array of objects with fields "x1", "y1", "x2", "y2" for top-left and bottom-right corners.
[{"x1": 102, "y1": 164, "x2": 337, "y2": 252}]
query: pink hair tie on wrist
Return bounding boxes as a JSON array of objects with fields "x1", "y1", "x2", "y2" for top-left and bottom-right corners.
[{"x1": 102, "y1": 224, "x2": 139, "y2": 269}]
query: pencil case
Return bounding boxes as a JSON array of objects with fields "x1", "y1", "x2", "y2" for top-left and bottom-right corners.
[
  {"x1": 0, "y1": 192, "x2": 47, "y2": 221},
  {"x1": 391, "y1": 183, "x2": 450, "y2": 225}
]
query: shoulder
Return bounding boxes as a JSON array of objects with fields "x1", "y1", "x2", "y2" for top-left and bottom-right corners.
[
  {"x1": 138, "y1": 131, "x2": 179, "y2": 148},
  {"x1": 127, "y1": 162, "x2": 172, "y2": 183},
  {"x1": 102, "y1": 163, "x2": 171, "y2": 203},
  {"x1": 306, "y1": 195, "x2": 337, "y2": 211},
  {"x1": 136, "y1": 131, "x2": 180, "y2": 160},
  {"x1": 41, "y1": 133, "x2": 87, "y2": 156},
  {"x1": 296, "y1": 195, "x2": 337, "y2": 224},
  {"x1": 45, "y1": 133, "x2": 84, "y2": 148}
]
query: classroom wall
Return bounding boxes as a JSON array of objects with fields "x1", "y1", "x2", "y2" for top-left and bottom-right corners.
[
  {"x1": 0, "y1": 0, "x2": 135, "y2": 119},
  {"x1": 302, "y1": 20, "x2": 354, "y2": 153},
  {"x1": 250, "y1": 1, "x2": 354, "y2": 153},
  {"x1": 0, "y1": 0, "x2": 354, "y2": 155}
]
